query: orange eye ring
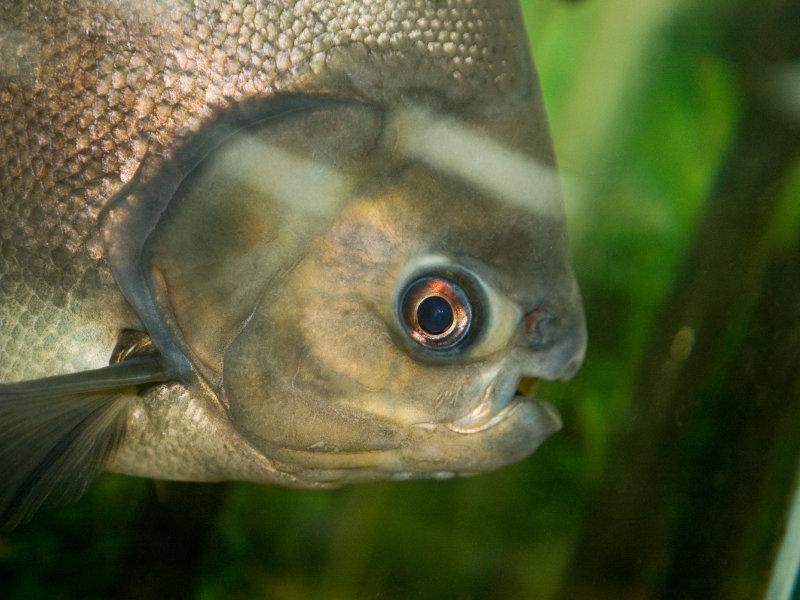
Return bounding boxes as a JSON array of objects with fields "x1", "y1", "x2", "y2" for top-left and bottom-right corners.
[{"x1": 400, "y1": 277, "x2": 472, "y2": 349}]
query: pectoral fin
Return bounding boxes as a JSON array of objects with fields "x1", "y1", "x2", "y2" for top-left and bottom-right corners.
[{"x1": 0, "y1": 356, "x2": 169, "y2": 529}]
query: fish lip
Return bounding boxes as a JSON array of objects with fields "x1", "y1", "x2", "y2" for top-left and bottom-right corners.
[{"x1": 443, "y1": 376, "x2": 555, "y2": 434}]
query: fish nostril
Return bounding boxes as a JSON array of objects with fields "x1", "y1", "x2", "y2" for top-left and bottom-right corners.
[{"x1": 524, "y1": 307, "x2": 554, "y2": 348}]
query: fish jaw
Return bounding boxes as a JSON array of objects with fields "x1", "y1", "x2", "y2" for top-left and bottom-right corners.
[
  {"x1": 106, "y1": 368, "x2": 565, "y2": 487},
  {"x1": 405, "y1": 398, "x2": 563, "y2": 478},
  {"x1": 258, "y1": 378, "x2": 564, "y2": 485},
  {"x1": 400, "y1": 375, "x2": 562, "y2": 476}
]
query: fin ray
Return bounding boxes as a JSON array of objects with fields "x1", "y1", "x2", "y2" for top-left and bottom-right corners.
[{"x1": 0, "y1": 357, "x2": 169, "y2": 529}]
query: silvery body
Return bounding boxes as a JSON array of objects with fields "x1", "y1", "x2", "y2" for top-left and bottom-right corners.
[{"x1": 0, "y1": 0, "x2": 586, "y2": 527}]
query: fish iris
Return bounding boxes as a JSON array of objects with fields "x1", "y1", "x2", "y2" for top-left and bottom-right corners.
[
  {"x1": 417, "y1": 296, "x2": 454, "y2": 335},
  {"x1": 399, "y1": 275, "x2": 474, "y2": 350}
]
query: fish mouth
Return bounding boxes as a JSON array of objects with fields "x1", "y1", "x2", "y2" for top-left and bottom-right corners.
[
  {"x1": 444, "y1": 376, "x2": 561, "y2": 434},
  {"x1": 259, "y1": 376, "x2": 562, "y2": 484}
]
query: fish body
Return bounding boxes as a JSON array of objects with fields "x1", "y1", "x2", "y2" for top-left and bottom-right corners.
[{"x1": 0, "y1": 0, "x2": 586, "y2": 527}]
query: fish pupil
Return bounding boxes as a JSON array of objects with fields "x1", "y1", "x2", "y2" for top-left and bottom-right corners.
[{"x1": 417, "y1": 296, "x2": 454, "y2": 335}]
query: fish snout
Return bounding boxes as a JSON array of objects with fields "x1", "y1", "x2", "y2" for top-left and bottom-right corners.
[{"x1": 520, "y1": 302, "x2": 586, "y2": 381}]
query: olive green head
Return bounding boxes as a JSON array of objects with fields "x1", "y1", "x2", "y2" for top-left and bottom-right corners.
[{"x1": 106, "y1": 99, "x2": 585, "y2": 485}]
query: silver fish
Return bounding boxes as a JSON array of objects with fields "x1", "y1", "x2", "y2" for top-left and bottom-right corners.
[{"x1": 0, "y1": 0, "x2": 586, "y2": 528}]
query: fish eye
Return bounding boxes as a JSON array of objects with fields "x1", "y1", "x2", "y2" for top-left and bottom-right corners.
[{"x1": 400, "y1": 277, "x2": 473, "y2": 350}]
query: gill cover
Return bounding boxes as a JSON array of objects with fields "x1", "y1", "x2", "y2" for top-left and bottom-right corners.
[{"x1": 102, "y1": 97, "x2": 372, "y2": 381}]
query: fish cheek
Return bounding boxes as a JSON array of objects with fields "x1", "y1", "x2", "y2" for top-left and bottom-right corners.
[
  {"x1": 278, "y1": 199, "x2": 491, "y2": 426},
  {"x1": 220, "y1": 199, "x2": 472, "y2": 457},
  {"x1": 221, "y1": 267, "x2": 407, "y2": 456},
  {"x1": 292, "y1": 273, "x2": 466, "y2": 427}
]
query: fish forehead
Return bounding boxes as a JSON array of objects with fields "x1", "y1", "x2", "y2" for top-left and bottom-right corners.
[{"x1": 345, "y1": 165, "x2": 567, "y2": 280}]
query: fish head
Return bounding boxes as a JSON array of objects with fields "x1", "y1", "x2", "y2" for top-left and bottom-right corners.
[
  {"x1": 85, "y1": 0, "x2": 586, "y2": 485},
  {"x1": 114, "y1": 98, "x2": 585, "y2": 485},
  {"x1": 228, "y1": 162, "x2": 586, "y2": 483}
]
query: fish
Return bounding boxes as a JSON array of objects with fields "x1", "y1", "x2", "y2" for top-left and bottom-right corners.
[{"x1": 0, "y1": 0, "x2": 586, "y2": 529}]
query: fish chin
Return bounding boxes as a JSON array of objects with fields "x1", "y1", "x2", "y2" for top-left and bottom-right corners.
[
  {"x1": 263, "y1": 379, "x2": 561, "y2": 485},
  {"x1": 401, "y1": 395, "x2": 562, "y2": 477},
  {"x1": 396, "y1": 374, "x2": 563, "y2": 478}
]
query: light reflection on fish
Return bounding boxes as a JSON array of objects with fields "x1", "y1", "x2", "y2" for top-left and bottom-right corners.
[{"x1": 0, "y1": 0, "x2": 586, "y2": 528}]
